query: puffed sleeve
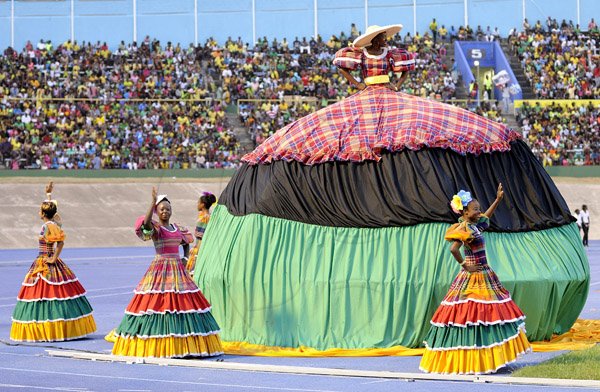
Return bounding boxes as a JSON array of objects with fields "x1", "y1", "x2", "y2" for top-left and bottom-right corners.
[
  {"x1": 475, "y1": 215, "x2": 490, "y2": 232},
  {"x1": 333, "y1": 47, "x2": 362, "y2": 70},
  {"x1": 176, "y1": 224, "x2": 194, "y2": 244},
  {"x1": 444, "y1": 221, "x2": 473, "y2": 243},
  {"x1": 43, "y1": 222, "x2": 66, "y2": 243},
  {"x1": 134, "y1": 215, "x2": 158, "y2": 241},
  {"x1": 195, "y1": 214, "x2": 211, "y2": 240},
  {"x1": 389, "y1": 48, "x2": 416, "y2": 73}
]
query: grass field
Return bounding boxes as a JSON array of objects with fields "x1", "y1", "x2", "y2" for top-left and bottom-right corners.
[{"x1": 512, "y1": 345, "x2": 600, "y2": 380}]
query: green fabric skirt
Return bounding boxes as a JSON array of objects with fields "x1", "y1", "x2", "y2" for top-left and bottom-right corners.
[{"x1": 194, "y1": 205, "x2": 589, "y2": 350}]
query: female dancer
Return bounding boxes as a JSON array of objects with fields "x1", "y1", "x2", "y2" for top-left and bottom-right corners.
[
  {"x1": 112, "y1": 187, "x2": 222, "y2": 358},
  {"x1": 11, "y1": 182, "x2": 96, "y2": 341},
  {"x1": 186, "y1": 192, "x2": 217, "y2": 277},
  {"x1": 420, "y1": 184, "x2": 531, "y2": 374}
]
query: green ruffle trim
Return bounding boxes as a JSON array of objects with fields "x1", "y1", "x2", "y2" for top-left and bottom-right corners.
[
  {"x1": 12, "y1": 296, "x2": 93, "y2": 322},
  {"x1": 116, "y1": 311, "x2": 220, "y2": 338},
  {"x1": 423, "y1": 321, "x2": 524, "y2": 349}
]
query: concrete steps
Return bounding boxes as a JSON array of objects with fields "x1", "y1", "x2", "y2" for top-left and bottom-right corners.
[{"x1": 226, "y1": 111, "x2": 254, "y2": 153}]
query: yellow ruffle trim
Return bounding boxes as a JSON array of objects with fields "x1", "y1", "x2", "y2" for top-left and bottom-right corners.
[
  {"x1": 112, "y1": 334, "x2": 223, "y2": 358},
  {"x1": 221, "y1": 319, "x2": 600, "y2": 357},
  {"x1": 444, "y1": 221, "x2": 473, "y2": 243},
  {"x1": 222, "y1": 341, "x2": 425, "y2": 357},
  {"x1": 44, "y1": 223, "x2": 66, "y2": 242},
  {"x1": 10, "y1": 314, "x2": 96, "y2": 342},
  {"x1": 104, "y1": 328, "x2": 117, "y2": 343},
  {"x1": 419, "y1": 330, "x2": 531, "y2": 374}
]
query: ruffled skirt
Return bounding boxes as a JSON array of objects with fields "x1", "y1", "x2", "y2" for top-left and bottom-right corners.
[{"x1": 420, "y1": 265, "x2": 531, "y2": 374}]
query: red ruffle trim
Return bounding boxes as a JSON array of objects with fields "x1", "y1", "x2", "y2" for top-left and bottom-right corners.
[
  {"x1": 17, "y1": 279, "x2": 86, "y2": 300},
  {"x1": 430, "y1": 300, "x2": 525, "y2": 326},
  {"x1": 125, "y1": 291, "x2": 212, "y2": 314}
]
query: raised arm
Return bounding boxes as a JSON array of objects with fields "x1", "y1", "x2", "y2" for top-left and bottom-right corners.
[
  {"x1": 45, "y1": 181, "x2": 54, "y2": 200},
  {"x1": 45, "y1": 181, "x2": 62, "y2": 225},
  {"x1": 484, "y1": 183, "x2": 504, "y2": 218},
  {"x1": 143, "y1": 187, "x2": 158, "y2": 230}
]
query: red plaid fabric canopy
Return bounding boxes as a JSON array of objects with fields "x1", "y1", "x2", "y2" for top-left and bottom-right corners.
[{"x1": 243, "y1": 86, "x2": 520, "y2": 165}]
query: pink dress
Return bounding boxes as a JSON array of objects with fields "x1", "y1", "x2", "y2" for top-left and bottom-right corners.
[{"x1": 111, "y1": 219, "x2": 223, "y2": 358}]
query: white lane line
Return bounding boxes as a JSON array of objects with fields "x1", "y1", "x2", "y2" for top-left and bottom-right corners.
[
  {"x1": 0, "y1": 351, "x2": 40, "y2": 357},
  {"x1": 0, "y1": 255, "x2": 150, "y2": 265},
  {"x1": 0, "y1": 285, "x2": 134, "y2": 301},
  {"x1": 118, "y1": 389, "x2": 151, "y2": 392},
  {"x1": 47, "y1": 350, "x2": 600, "y2": 389},
  {"x1": 87, "y1": 285, "x2": 135, "y2": 293},
  {"x1": 86, "y1": 291, "x2": 133, "y2": 299},
  {"x1": 0, "y1": 291, "x2": 132, "y2": 308},
  {"x1": 0, "y1": 384, "x2": 90, "y2": 391},
  {"x1": 361, "y1": 379, "x2": 393, "y2": 385},
  {"x1": 0, "y1": 367, "x2": 340, "y2": 392}
]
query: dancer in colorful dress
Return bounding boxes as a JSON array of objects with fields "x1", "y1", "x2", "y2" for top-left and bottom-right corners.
[
  {"x1": 11, "y1": 182, "x2": 96, "y2": 342},
  {"x1": 112, "y1": 187, "x2": 222, "y2": 358},
  {"x1": 186, "y1": 192, "x2": 217, "y2": 277},
  {"x1": 420, "y1": 184, "x2": 532, "y2": 374},
  {"x1": 334, "y1": 24, "x2": 413, "y2": 93}
]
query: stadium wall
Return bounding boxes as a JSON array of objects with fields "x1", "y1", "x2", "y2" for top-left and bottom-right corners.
[
  {"x1": 1, "y1": 0, "x2": 598, "y2": 49},
  {"x1": 0, "y1": 176, "x2": 597, "y2": 249}
]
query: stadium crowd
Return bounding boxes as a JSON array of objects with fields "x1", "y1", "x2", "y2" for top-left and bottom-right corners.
[
  {"x1": 509, "y1": 17, "x2": 600, "y2": 99},
  {"x1": 518, "y1": 101, "x2": 600, "y2": 166},
  {"x1": 0, "y1": 37, "x2": 240, "y2": 169},
  {"x1": 1, "y1": 18, "x2": 600, "y2": 169}
]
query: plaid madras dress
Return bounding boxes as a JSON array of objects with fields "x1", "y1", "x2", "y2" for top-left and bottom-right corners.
[
  {"x1": 186, "y1": 210, "x2": 211, "y2": 277},
  {"x1": 242, "y1": 46, "x2": 520, "y2": 165},
  {"x1": 112, "y1": 218, "x2": 222, "y2": 358},
  {"x1": 420, "y1": 216, "x2": 531, "y2": 374},
  {"x1": 11, "y1": 222, "x2": 96, "y2": 342}
]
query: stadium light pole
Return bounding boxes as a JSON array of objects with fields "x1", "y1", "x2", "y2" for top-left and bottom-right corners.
[
  {"x1": 522, "y1": 0, "x2": 526, "y2": 26},
  {"x1": 252, "y1": 0, "x2": 256, "y2": 46},
  {"x1": 70, "y1": 0, "x2": 74, "y2": 44},
  {"x1": 576, "y1": 0, "x2": 580, "y2": 26},
  {"x1": 10, "y1": 0, "x2": 14, "y2": 48},
  {"x1": 364, "y1": 0, "x2": 368, "y2": 31},
  {"x1": 313, "y1": 0, "x2": 318, "y2": 38},
  {"x1": 464, "y1": 0, "x2": 468, "y2": 27},
  {"x1": 133, "y1": 0, "x2": 137, "y2": 43},
  {"x1": 413, "y1": 0, "x2": 416, "y2": 37},
  {"x1": 194, "y1": 0, "x2": 198, "y2": 46}
]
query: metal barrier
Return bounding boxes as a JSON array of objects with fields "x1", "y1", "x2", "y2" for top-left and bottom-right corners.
[{"x1": 237, "y1": 97, "x2": 478, "y2": 114}]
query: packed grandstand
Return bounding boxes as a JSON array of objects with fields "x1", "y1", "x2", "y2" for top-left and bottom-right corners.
[{"x1": 1, "y1": 17, "x2": 599, "y2": 169}]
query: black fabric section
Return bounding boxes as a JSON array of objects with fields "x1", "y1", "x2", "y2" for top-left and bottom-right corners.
[{"x1": 219, "y1": 140, "x2": 574, "y2": 232}]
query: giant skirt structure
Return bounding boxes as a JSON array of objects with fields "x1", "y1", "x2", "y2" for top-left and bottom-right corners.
[{"x1": 194, "y1": 86, "x2": 589, "y2": 351}]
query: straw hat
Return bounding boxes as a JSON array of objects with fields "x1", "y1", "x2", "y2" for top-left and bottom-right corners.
[{"x1": 352, "y1": 24, "x2": 403, "y2": 48}]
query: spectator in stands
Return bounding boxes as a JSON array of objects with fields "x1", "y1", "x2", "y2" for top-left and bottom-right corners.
[
  {"x1": 430, "y1": 19, "x2": 438, "y2": 44},
  {"x1": 517, "y1": 101, "x2": 600, "y2": 166}
]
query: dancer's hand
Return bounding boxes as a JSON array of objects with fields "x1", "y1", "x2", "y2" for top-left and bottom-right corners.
[
  {"x1": 357, "y1": 82, "x2": 366, "y2": 90},
  {"x1": 387, "y1": 83, "x2": 398, "y2": 92},
  {"x1": 496, "y1": 183, "x2": 504, "y2": 201},
  {"x1": 47, "y1": 256, "x2": 57, "y2": 264},
  {"x1": 151, "y1": 187, "x2": 158, "y2": 204},
  {"x1": 45, "y1": 181, "x2": 54, "y2": 195}
]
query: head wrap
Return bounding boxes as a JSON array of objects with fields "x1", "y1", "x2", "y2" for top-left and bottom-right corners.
[
  {"x1": 155, "y1": 194, "x2": 170, "y2": 206},
  {"x1": 450, "y1": 190, "x2": 473, "y2": 214}
]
